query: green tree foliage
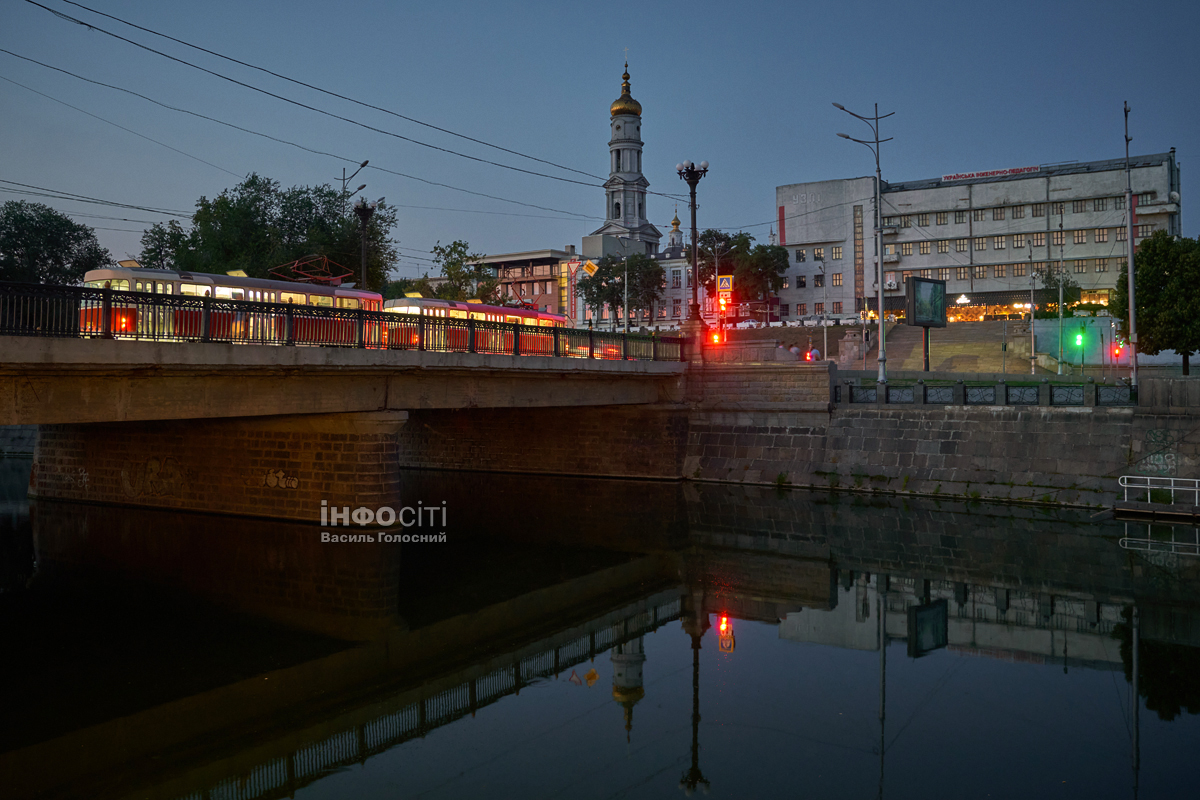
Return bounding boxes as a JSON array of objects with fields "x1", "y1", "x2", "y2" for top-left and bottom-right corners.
[
  {"x1": 0, "y1": 200, "x2": 113, "y2": 284},
  {"x1": 137, "y1": 174, "x2": 399, "y2": 291},
  {"x1": 625, "y1": 252, "x2": 665, "y2": 322},
  {"x1": 735, "y1": 243, "x2": 790, "y2": 302},
  {"x1": 696, "y1": 229, "x2": 752, "y2": 295},
  {"x1": 429, "y1": 240, "x2": 500, "y2": 302},
  {"x1": 576, "y1": 255, "x2": 624, "y2": 324},
  {"x1": 1111, "y1": 230, "x2": 1200, "y2": 375},
  {"x1": 1031, "y1": 264, "x2": 1081, "y2": 317}
]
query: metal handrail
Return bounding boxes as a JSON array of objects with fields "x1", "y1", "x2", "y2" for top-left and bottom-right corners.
[
  {"x1": 0, "y1": 281, "x2": 683, "y2": 362},
  {"x1": 1118, "y1": 475, "x2": 1200, "y2": 506}
]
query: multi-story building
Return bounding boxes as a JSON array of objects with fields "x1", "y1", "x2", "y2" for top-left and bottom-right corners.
[{"x1": 775, "y1": 151, "x2": 1181, "y2": 321}]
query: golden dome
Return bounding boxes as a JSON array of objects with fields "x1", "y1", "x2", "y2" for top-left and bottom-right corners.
[
  {"x1": 670, "y1": 212, "x2": 681, "y2": 231},
  {"x1": 609, "y1": 63, "x2": 642, "y2": 117}
]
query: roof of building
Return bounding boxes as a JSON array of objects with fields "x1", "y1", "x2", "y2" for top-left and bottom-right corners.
[
  {"x1": 883, "y1": 151, "x2": 1174, "y2": 193},
  {"x1": 610, "y1": 63, "x2": 642, "y2": 117},
  {"x1": 469, "y1": 249, "x2": 575, "y2": 266}
]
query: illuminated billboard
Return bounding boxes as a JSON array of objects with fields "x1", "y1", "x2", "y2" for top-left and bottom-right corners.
[{"x1": 905, "y1": 276, "x2": 947, "y2": 328}]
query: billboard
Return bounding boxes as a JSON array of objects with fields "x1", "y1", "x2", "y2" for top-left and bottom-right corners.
[{"x1": 905, "y1": 276, "x2": 947, "y2": 328}]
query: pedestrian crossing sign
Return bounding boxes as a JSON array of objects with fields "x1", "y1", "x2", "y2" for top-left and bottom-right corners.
[{"x1": 717, "y1": 275, "x2": 733, "y2": 291}]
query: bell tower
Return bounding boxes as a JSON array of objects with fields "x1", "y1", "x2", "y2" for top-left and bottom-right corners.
[{"x1": 589, "y1": 64, "x2": 661, "y2": 253}]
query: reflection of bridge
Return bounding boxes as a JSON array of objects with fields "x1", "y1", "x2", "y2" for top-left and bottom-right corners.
[{"x1": 165, "y1": 592, "x2": 682, "y2": 800}]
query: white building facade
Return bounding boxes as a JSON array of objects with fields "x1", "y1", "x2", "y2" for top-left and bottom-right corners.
[{"x1": 775, "y1": 151, "x2": 1181, "y2": 321}]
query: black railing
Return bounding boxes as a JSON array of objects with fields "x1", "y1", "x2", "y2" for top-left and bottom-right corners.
[{"x1": 0, "y1": 281, "x2": 683, "y2": 362}]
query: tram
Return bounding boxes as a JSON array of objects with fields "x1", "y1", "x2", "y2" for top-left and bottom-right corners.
[
  {"x1": 81, "y1": 263, "x2": 382, "y2": 344},
  {"x1": 382, "y1": 296, "x2": 572, "y2": 353}
]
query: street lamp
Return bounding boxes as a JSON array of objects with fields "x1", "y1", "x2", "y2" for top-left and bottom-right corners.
[
  {"x1": 835, "y1": 102, "x2": 893, "y2": 384},
  {"x1": 353, "y1": 197, "x2": 384, "y2": 290},
  {"x1": 816, "y1": 259, "x2": 828, "y2": 359},
  {"x1": 340, "y1": 159, "x2": 369, "y2": 217},
  {"x1": 676, "y1": 160, "x2": 709, "y2": 322},
  {"x1": 618, "y1": 235, "x2": 634, "y2": 333}
]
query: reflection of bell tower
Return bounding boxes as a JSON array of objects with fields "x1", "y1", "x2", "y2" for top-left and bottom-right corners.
[{"x1": 612, "y1": 636, "x2": 646, "y2": 741}]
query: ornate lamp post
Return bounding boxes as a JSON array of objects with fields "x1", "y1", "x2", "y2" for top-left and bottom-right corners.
[
  {"x1": 340, "y1": 159, "x2": 368, "y2": 218},
  {"x1": 676, "y1": 160, "x2": 709, "y2": 322},
  {"x1": 834, "y1": 103, "x2": 893, "y2": 384},
  {"x1": 352, "y1": 198, "x2": 380, "y2": 290}
]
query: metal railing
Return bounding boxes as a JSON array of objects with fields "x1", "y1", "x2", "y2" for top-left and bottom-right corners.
[
  {"x1": 0, "y1": 281, "x2": 683, "y2": 362},
  {"x1": 1119, "y1": 475, "x2": 1200, "y2": 506},
  {"x1": 1120, "y1": 522, "x2": 1200, "y2": 557},
  {"x1": 838, "y1": 379, "x2": 1136, "y2": 407}
]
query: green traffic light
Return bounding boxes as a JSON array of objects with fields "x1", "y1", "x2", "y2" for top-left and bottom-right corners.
[{"x1": 1075, "y1": 334, "x2": 1083, "y2": 346}]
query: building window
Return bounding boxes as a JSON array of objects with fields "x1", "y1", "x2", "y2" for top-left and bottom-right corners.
[
  {"x1": 797, "y1": 275, "x2": 806, "y2": 288},
  {"x1": 1070, "y1": 230, "x2": 1085, "y2": 244},
  {"x1": 797, "y1": 303, "x2": 807, "y2": 316},
  {"x1": 814, "y1": 247, "x2": 825, "y2": 261},
  {"x1": 901, "y1": 242, "x2": 913, "y2": 256},
  {"x1": 901, "y1": 215, "x2": 911, "y2": 228},
  {"x1": 994, "y1": 264, "x2": 1006, "y2": 278},
  {"x1": 832, "y1": 301, "x2": 843, "y2": 314},
  {"x1": 1074, "y1": 260, "x2": 1087, "y2": 274},
  {"x1": 1116, "y1": 227, "x2": 1127, "y2": 241},
  {"x1": 956, "y1": 238, "x2": 969, "y2": 252},
  {"x1": 1096, "y1": 258, "x2": 1108, "y2": 272},
  {"x1": 814, "y1": 274, "x2": 824, "y2": 288},
  {"x1": 781, "y1": 278, "x2": 789, "y2": 289},
  {"x1": 955, "y1": 210, "x2": 968, "y2": 224},
  {"x1": 936, "y1": 212, "x2": 948, "y2": 225},
  {"x1": 671, "y1": 269, "x2": 682, "y2": 288},
  {"x1": 1052, "y1": 230, "x2": 1066, "y2": 247},
  {"x1": 937, "y1": 268, "x2": 950, "y2": 281},
  {"x1": 973, "y1": 209, "x2": 985, "y2": 222},
  {"x1": 795, "y1": 249, "x2": 806, "y2": 262},
  {"x1": 672, "y1": 298, "x2": 681, "y2": 317},
  {"x1": 974, "y1": 237, "x2": 986, "y2": 251},
  {"x1": 658, "y1": 305, "x2": 666, "y2": 318},
  {"x1": 919, "y1": 241, "x2": 931, "y2": 255},
  {"x1": 1114, "y1": 196, "x2": 1126, "y2": 210},
  {"x1": 901, "y1": 270, "x2": 913, "y2": 281},
  {"x1": 1031, "y1": 232, "x2": 1045, "y2": 247},
  {"x1": 994, "y1": 236, "x2": 1006, "y2": 250},
  {"x1": 1094, "y1": 198, "x2": 1107, "y2": 212},
  {"x1": 937, "y1": 240, "x2": 949, "y2": 253},
  {"x1": 1012, "y1": 205, "x2": 1025, "y2": 219},
  {"x1": 780, "y1": 304, "x2": 789, "y2": 317},
  {"x1": 974, "y1": 265, "x2": 986, "y2": 280},
  {"x1": 917, "y1": 213, "x2": 930, "y2": 227},
  {"x1": 920, "y1": 269, "x2": 933, "y2": 279},
  {"x1": 1032, "y1": 203, "x2": 1046, "y2": 217},
  {"x1": 993, "y1": 207, "x2": 1005, "y2": 221},
  {"x1": 1137, "y1": 224, "x2": 1154, "y2": 238},
  {"x1": 1072, "y1": 200, "x2": 1087, "y2": 214},
  {"x1": 1051, "y1": 201, "x2": 1065, "y2": 216},
  {"x1": 956, "y1": 267, "x2": 969, "y2": 280},
  {"x1": 1093, "y1": 228, "x2": 1109, "y2": 244},
  {"x1": 832, "y1": 245, "x2": 843, "y2": 260},
  {"x1": 832, "y1": 273, "x2": 843, "y2": 287},
  {"x1": 1137, "y1": 192, "x2": 1155, "y2": 205},
  {"x1": 814, "y1": 302, "x2": 824, "y2": 314},
  {"x1": 1118, "y1": 258, "x2": 1128, "y2": 273},
  {"x1": 613, "y1": 202, "x2": 621, "y2": 218},
  {"x1": 1014, "y1": 262, "x2": 1026, "y2": 277},
  {"x1": 1013, "y1": 233, "x2": 1026, "y2": 249}
]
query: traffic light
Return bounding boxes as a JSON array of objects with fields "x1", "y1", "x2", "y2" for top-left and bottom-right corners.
[
  {"x1": 804, "y1": 350, "x2": 813, "y2": 362},
  {"x1": 1075, "y1": 331, "x2": 1084, "y2": 347}
]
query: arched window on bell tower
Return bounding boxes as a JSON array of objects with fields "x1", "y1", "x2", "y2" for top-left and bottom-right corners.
[{"x1": 613, "y1": 202, "x2": 621, "y2": 219}]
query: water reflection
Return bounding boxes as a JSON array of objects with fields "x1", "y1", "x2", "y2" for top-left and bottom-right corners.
[{"x1": 1, "y1": 464, "x2": 1198, "y2": 799}]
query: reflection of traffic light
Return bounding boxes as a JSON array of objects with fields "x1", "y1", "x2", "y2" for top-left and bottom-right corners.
[
  {"x1": 712, "y1": 333, "x2": 720, "y2": 344},
  {"x1": 719, "y1": 615, "x2": 729, "y2": 635}
]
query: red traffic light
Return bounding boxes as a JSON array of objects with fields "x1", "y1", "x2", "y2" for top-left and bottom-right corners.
[{"x1": 805, "y1": 351, "x2": 813, "y2": 361}]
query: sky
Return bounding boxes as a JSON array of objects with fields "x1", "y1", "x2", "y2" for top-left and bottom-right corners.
[{"x1": 2, "y1": 0, "x2": 1198, "y2": 279}]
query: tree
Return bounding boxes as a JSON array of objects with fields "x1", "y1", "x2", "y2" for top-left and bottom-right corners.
[
  {"x1": 696, "y1": 229, "x2": 753, "y2": 296},
  {"x1": 625, "y1": 252, "x2": 665, "y2": 324},
  {"x1": 576, "y1": 255, "x2": 624, "y2": 325},
  {"x1": 1031, "y1": 264, "x2": 1080, "y2": 317},
  {"x1": 429, "y1": 240, "x2": 500, "y2": 302},
  {"x1": 0, "y1": 201, "x2": 113, "y2": 284},
  {"x1": 735, "y1": 243, "x2": 790, "y2": 302},
  {"x1": 1111, "y1": 230, "x2": 1200, "y2": 375},
  {"x1": 137, "y1": 174, "x2": 399, "y2": 291}
]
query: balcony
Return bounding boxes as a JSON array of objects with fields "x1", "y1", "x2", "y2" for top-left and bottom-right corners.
[{"x1": 882, "y1": 253, "x2": 900, "y2": 263}]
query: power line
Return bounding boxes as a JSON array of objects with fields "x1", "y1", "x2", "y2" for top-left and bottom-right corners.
[
  {"x1": 25, "y1": 0, "x2": 606, "y2": 190},
  {"x1": 54, "y1": 0, "x2": 611, "y2": 184},
  {"x1": 0, "y1": 47, "x2": 598, "y2": 221},
  {"x1": 0, "y1": 73, "x2": 242, "y2": 178},
  {"x1": 0, "y1": 179, "x2": 192, "y2": 217}
]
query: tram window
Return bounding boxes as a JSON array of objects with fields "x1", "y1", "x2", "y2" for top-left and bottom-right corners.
[
  {"x1": 165, "y1": 284, "x2": 172, "y2": 294},
  {"x1": 449, "y1": 309, "x2": 468, "y2": 319},
  {"x1": 336, "y1": 297, "x2": 360, "y2": 309},
  {"x1": 309, "y1": 295, "x2": 333, "y2": 307},
  {"x1": 214, "y1": 287, "x2": 245, "y2": 300},
  {"x1": 280, "y1": 291, "x2": 306, "y2": 304},
  {"x1": 180, "y1": 283, "x2": 202, "y2": 295},
  {"x1": 136, "y1": 281, "x2": 144, "y2": 292}
]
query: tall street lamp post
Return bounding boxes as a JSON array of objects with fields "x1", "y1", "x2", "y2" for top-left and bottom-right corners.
[
  {"x1": 353, "y1": 198, "x2": 381, "y2": 291},
  {"x1": 817, "y1": 259, "x2": 828, "y2": 359},
  {"x1": 835, "y1": 103, "x2": 893, "y2": 384},
  {"x1": 676, "y1": 160, "x2": 709, "y2": 322},
  {"x1": 340, "y1": 159, "x2": 369, "y2": 217},
  {"x1": 618, "y1": 235, "x2": 633, "y2": 333}
]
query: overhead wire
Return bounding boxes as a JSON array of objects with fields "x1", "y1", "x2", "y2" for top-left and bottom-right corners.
[
  {"x1": 0, "y1": 47, "x2": 599, "y2": 221},
  {"x1": 0, "y1": 179, "x2": 193, "y2": 217}
]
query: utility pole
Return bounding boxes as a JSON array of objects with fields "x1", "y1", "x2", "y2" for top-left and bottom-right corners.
[
  {"x1": 1058, "y1": 210, "x2": 1065, "y2": 375},
  {"x1": 340, "y1": 159, "x2": 369, "y2": 217},
  {"x1": 1029, "y1": 243, "x2": 1036, "y2": 374},
  {"x1": 1124, "y1": 102, "x2": 1139, "y2": 389},
  {"x1": 818, "y1": 259, "x2": 828, "y2": 359}
]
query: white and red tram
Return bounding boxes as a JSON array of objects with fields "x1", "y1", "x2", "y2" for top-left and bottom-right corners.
[{"x1": 382, "y1": 296, "x2": 572, "y2": 353}]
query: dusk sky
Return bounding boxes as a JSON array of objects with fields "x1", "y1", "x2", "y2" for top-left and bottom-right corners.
[{"x1": 3, "y1": 0, "x2": 1197, "y2": 278}]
